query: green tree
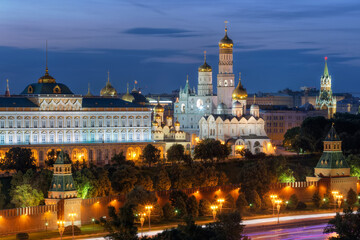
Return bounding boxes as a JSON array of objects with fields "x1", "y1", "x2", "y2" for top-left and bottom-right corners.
[
  {"x1": 324, "y1": 208, "x2": 360, "y2": 240},
  {"x1": 0, "y1": 182, "x2": 6, "y2": 209},
  {"x1": 10, "y1": 184, "x2": 44, "y2": 207},
  {"x1": 186, "y1": 196, "x2": 199, "y2": 218},
  {"x1": 247, "y1": 190, "x2": 261, "y2": 211},
  {"x1": 169, "y1": 191, "x2": 188, "y2": 217},
  {"x1": 1, "y1": 147, "x2": 36, "y2": 172},
  {"x1": 101, "y1": 204, "x2": 138, "y2": 240},
  {"x1": 155, "y1": 168, "x2": 171, "y2": 191},
  {"x1": 73, "y1": 169, "x2": 94, "y2": 199},
  {"x1": 194, "y1": 139, "x2": 230, "y2": 162},
  {"x1": 278, "y1": 168, "x2": 295, "y2": 183},
  {"x1": 92, "y1": 168, "x2": 112, "y2": 197},
  {"x1": 141, "y1": 144, "x2": 160, "y2": 167},
  {"x1": 283, "y1": 127, "x2": 301, "y2": 150},
  {"x1": 347, "y1": 154, "x2": 360, "y2": 177},
  {"x1": 135, "y1": 174, "x2": 153, "y2": 191},
  {"x1": 111, "y1": 151, "x2": 126, "y2": 165},
  {"x1": 236, "y1": 193, "x2": 248, "y2": 213},
  {"x1": 207, "y1": 211, "x2": 247, "y2": 240},
  {"x1": 287, "y1": 194, "x2": 299, "y2": 210},
  {"x1": 126, "y1": 186, "x2": 157, "y2": 207},
  {"x1": 346, "y1": 188, "x2": 357, "y2": 207},
  {"x1": 312, "y1": 191, "x2": 321, "y2": 208},
  {"x1": 45, "y1": 149, "x2": 59, "y2": 168},
  {"x1": 198, "y1": 199, "x2": 211, "y2": 216},
  {"x1": 162, "y1": 202, "x2": 176, "y2": 220},
  {"x1": 167, "y1": 144, "x2": 185, "y2": 164},
  {"x1": 111, "y1": 165, "x2": 138, "y2": 194}
]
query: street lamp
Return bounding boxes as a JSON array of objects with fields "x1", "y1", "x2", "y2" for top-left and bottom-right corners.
[
  {"x1": 270, "y1": 194, "x2": 278, "y2": 215},
  {"x1": 68, "y1": 213, "x2": 77, "y2": 240},
  {"x1": 275, "y1": 199, "x2": 282, "y2": 224},
  {"x1": 336, "y1": 194, "x2": 343, "y2": 211},
  {"x1": 211, "y1": 205, "x2": 218, "y2": 221},
  {"x1": 91, "y1": 218, "x2": 95, "y2": 231},
  {"x1": 217, "y1": 198, "x2": 225, "y2": 213},
  {"x1": 57, "y1": 220, "x2": 65, "y2": 240},
  {"x1": 332, "y1": 191, "x2": 339, "y2": 212},
  {"x1": 145, "y1": 205, "x2": 153, "y2": 231},
  {"x1": 139, "y1": 212, "x2": 146, "y2": 237}
]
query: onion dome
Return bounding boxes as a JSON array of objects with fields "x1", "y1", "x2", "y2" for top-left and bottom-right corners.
[
  {"x1": 154, "y1": 98, "x2": 164, "y2": 112},
  {"x1": 85, "y1": 83, "x2": 93, "y2": 97},
  {"x1": 198, "y1": 51, "x2": 212, "y2": 72},
  {"x1": 122, "y1": 83, "x2": 135, "y2": 102},
  {"x1": 175, "y1": 119, "x2": 180, "y2": 126},
  {"x1": 233, "y1": 101, "x2": 242, "y2": 108},
  {"x1": 166, "y1": 115, "x2": 173, "y2": 119},
  {"x1": 232, "y1": 73, "x2": 247, "y2": 101},
  {"x1": 217, "y1": 102, "x2": 227, "y2": 111},
  {"x1": 100, "y1": 71, "x2": 117, "y2": 97},
  {"x1": 250, "y1": 104, "x2": 259, "y2": 111},
  {"x1": 219, "y1": 25, "x2": 233, "y2": 49},
  {"x1": 152, "y1": 121, "x2": 158, "y2": 127}
]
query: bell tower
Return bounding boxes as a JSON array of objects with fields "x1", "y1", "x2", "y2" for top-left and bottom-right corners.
[{"x1": 217, "y1": 21, "x2": 235, "y2": 110}]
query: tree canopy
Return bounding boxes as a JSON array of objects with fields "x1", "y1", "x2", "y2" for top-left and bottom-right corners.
[
  {"x1": 0, "y1": 147, "x2": 36, "y2": 172},
  {"x1": 141, "y1": 144, "x2": 161, "y2": 167},
  {"x1": 194, "y1": 139, "x2": 230, "y2": 162}
]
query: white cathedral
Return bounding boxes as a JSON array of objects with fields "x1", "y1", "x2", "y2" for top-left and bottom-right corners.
[{"x1": 174, "y1": 25, "x2": 274, "y2": 155}]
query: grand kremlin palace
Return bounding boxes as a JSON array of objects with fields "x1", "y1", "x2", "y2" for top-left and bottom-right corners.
[{"x1": 0, "y1": 66, "x2": 164, "y2": 166}]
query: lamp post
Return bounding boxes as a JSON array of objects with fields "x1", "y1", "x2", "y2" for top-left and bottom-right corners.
[
  {"x1": 332, "y1": 191, "x2": 339, "y2": 212},
  {"x1": 68, "y1": 213, "x2": 76, "y2": 240},
  {"x1": 45, "y1": 220, "x2": 48, "y2": 232},
  {"x1": 139, "y1": 212, "x2": 146, "y2": 237},
  {"x1": 211, "y1": 205, "x2": 218, "y2": 221},
  {"x1": 270, "y1": 194, "x2": 278, "y2": 215},
  {"x1": 57, "y1": 220, "x2": 65, "y2": 240},
  {"x1": 145, "y1": 205, "x2": 153, "y2": 232},
  {"x1": 336, "y1": 194, "x2": 343, "y2": 212},
  {"x1": 275, "y1": 199, "x2": 282, "y2": 224},
  {"x1": 217, "y1": 198, "x2": 225, "y2": 213},
  {"x1": 91, "y1": 218, "x2": 95, "y2": 232}
]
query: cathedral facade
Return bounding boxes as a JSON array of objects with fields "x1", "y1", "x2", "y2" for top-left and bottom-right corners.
[{"x1": 315, "y1": 57, "x2": 337, "y2": 118}]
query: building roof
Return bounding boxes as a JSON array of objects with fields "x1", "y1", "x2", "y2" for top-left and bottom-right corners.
[
  {"x1": 21, "y1": 83, "x2": 74, "y2": 95},
  {"x1": 324, "y1": 124, "x2": 340, "y2": 141},
  {"x1": 0, "y1": 96, "x2": 38, "y2": 108},
  {"x1": 203, "y1": 114, "x2": 261, "y2": 121},
  {"x1": 82, "y1": 96, "x2": 146, "y2": 108},
  {"x1": 55, "y1": 150, "x2": 72, "y2": 164},
  {"x1": 315, "y1": 151, "x2": 349, "y2": 169}
]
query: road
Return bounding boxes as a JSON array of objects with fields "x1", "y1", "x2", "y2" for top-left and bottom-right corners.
[{"x1": 82, "y1": 212, "x2": 338, "y2": 239}]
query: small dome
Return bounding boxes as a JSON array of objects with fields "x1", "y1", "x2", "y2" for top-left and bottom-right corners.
[
  {"x1": 219, "y1": 28, "x2": 233, "y2": 49},
  {"x1": 250, "y1": 104, "x2": 259, "y2": 111},
  {"x1": 233, "y1": 101, "x2": 242, "y2": 108},
  {"x1": 154, "y1": 103, "x2": 164, "y2": 112},
  {"x1": 175, "y1": 120, "x2": 180, "y2": 126},
  {"x1": 122, "y1": 92, "x2": 135, "y2": 102},
  {"x1": 217, "y1": 102, "x2": 227, "y2": 110},
  {"x1": 232, "y1": 76, "x2": 247, "y2": 101},
  {"x1": 198, "y1": 51, "x2": 212, "y2": 72},
  {"x1": 152, "y1": 121, "x2": 158, "y2": 126},
  {"x1": 38, "y1": 68, "x2": 56, "y2": 84},
  {"x1": 166, "y1": 115, "x2": 173, "y2": 119},
  {"x1": 155, "y1": 114, "x2": 161, "y2": 119},
  {"x1": 100, "y1": 82, "x2": 117, "y2": 97}
]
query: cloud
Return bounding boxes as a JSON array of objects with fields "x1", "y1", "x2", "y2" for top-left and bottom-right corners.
[
  {"x1": 143, "y1": 55, "x2": 200, "y2": 64},
  {"x1": 123, "y1": 27, "x2": 198, "y2": 38}
]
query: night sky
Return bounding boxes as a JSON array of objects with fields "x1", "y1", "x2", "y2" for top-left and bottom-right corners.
[{"x1": 1, "y1": 0, "x2": 360, "y2": 96}]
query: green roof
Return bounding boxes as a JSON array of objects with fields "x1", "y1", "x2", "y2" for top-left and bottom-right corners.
[
  {"x1": 325, "y1": 124, "x2": 340, "y2": 141},
  {"x1": 323, "y1": 58, "x2": 329, "y2": 78},
  {"x1": 0, "y1": 97, "x2": 38, "y2": 108},
  {"x1": 49, "y1": 174, "x2": 76, "y2": 192},
  {"x1": 315, "y1": 151, "x2": 349, "y2": 169},
  {"x1": 21, "y1": 83, "x2": 74, "y2": 95}
]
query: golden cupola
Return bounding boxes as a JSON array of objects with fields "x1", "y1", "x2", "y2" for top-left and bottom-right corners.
[
  {"x1": 122, "y1": 83, "x2": 135, "y2": 102},
  {"x1": 38, "y1": 67, "x2": 56, "y2": 83},
  {"x1": 219, "y1": 23, "x2": 233, "y2": 49},
  {"x1": 154, "y1": 98, "x2": 164, "y2": 113},
  {"x1": 198, "y1": 51, "x2": 212, "y2": 72},
  {"x1": 232, "y1": 73, "x2": 247, "y2": 101},
  {"x1": 100, "y1": 71, "x2": 117, "y2": 97}
]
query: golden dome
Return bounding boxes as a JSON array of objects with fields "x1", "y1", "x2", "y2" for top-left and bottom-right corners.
[
  {"x1": 175, "y1": 120, "x2": 180, "y2": 126},
  {"x1": 100, "y1": 72, "x2": 117, "y2": 96},
  {"x1": 232, "y1": 73, "x2": 247, "y2": 100},
  {"x1": 122, "y1": 84, "x2": 135, "y2": 102},
  {"x1": 198, "y1": 51, "x2": 212, "y2": 72},
  {"x1": 166, "y1": 115, "x2": 173, "y2": 119},
  {"x1": 219, "y1": 27, "x2": 233, "y2": 49},
  {"x1": 154, "y1": 98, "x2": 164, "y2": 112},
  {"x1": 38, "y1": 68, "x2": 56, "y2": 83}
]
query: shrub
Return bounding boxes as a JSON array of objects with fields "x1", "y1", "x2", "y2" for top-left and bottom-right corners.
[
  {"x1": 198, "y1": 199, "x2": 211, "y2": 216},
  {"x1": 236, "y1": 194, "x2": 248, "y2": 213},
  {"x1": 64, "y1": 225, "x2": 81, "y2": 236},
  {"x1": 162, "y1": 202, "x2": 176, "y2": 220},
  {"x1": 287, "y1": 194, "x2": 299, "y2": 210},
  {"x1": 296, "y1": 201, "x2": 307, "y2": 210},
  {"x1": 347, "y1": 188, "x2": 358, "y2": 207},
  {"x1": 312, "y1": 191, "x2": 321, "y2": 208},
  {"x1": 186, "y1": 195, "x2": 199, "y2": 218},
  {"x1": 247, "y1": 190, "x2": 261, "y2": 211},
  {"x1": 16, "y1": 233, "x2": 29, "y2": 240}
]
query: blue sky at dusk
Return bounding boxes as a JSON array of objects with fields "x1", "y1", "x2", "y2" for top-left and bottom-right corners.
[{"x1": 0, "y1": 0, "x2": 360, "y2": 95}]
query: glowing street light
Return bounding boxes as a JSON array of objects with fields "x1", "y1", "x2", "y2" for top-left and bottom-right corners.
[
  {"x1": 211, "y1": 205, "x2": 218, "y2": 221},
  {"x1": 217, "y1": 198, "x2": 225, "y2": 213},
  {"x1": 145, "y1": 205, "x2": 153, "y2": 231},
  {"x1": 139, "y1": 212, "x2": 146, "y2": 237},
  {"x1": 91, "y1": 218, "x2": 95, "y2": 231},
  {"x1": 68, "y1": 213, "x2": 77, "y2": 240},
  {"x1": 57, "y1": 220, "x2": 65, "y2": 240},
  {"x1": 275, "y1": 199, "x2": 282, "y2": 224},
  {"x1": 270, "y1": 194, "x2": 278, "y2": 215},
  {"x1": 336, "y1": 194, "x2": 343, "y2": 211},
  {"x1": 332, "y1": 191, "x2": 339, "y2": 212}
]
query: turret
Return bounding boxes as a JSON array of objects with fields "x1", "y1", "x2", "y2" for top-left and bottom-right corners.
[
  {"x1": 198, "y1": 51, "x2": 213, "y2": 96},
  {"x1": 174, "y1": 119, "x2": 180, "y2": 131},
  {"x1": 5, "y1": 79, "x2": 10, "y2": 97}
]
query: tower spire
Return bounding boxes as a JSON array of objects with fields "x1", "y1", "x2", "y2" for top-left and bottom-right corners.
[
  {"x1": 204, "y1": 51, "x2": 207, "y2": 63},
  {"x1": 323, "y1": 56, "x2": 329, "y2": 77},
  {"x1": 107, "y1": 70, "x2": 110, "y2": 83},
  {"x1": 45, "y1": 40, "x2": 48, "y2": 75},
  {"x1": 224, "y1": 20, "x2": 228, "y2": 33},
  {"x1": 126, "y1": 83, "x2": 129, "y2": 93},
  {"x1": 5, "y1": 79, "x2": 10, "y2": 97}
]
